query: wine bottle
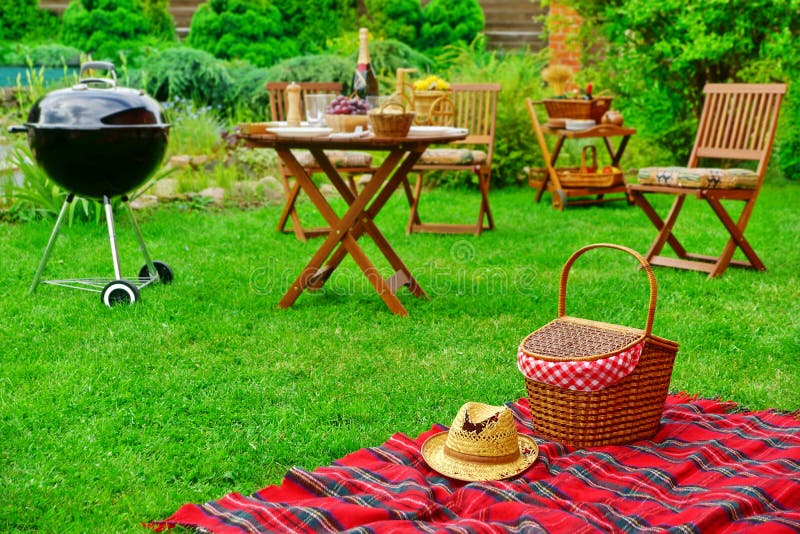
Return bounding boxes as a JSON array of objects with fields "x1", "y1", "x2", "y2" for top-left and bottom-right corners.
[{"x1": 353, "y1": 27, "x2": 378, "y2": 101}]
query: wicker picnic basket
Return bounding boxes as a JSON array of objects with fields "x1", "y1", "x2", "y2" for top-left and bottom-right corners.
[
  {"x1": 542, "y1": 97, "x2": 612, "y2": 122},
  {"x1": 518, "y1": 244, "x2": 679, "y2": 448},
  {"x1": 558, "y1": 146, "x2": 624, "y2": 188},
  {"x1": 368, "y1": 102, "x2": 415, "y2": 137}
]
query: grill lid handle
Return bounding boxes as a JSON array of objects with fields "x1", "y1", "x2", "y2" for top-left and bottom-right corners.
[{"x1": 79, "y1": 61, "x2": 117, "y2": 88}]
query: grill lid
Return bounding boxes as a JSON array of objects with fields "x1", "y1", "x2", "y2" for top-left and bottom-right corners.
[{"x1": 26, "y1": 61, "x2": 167, "y2": 128}]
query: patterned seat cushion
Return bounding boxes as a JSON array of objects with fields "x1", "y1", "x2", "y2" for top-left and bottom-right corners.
[
  {"x1": 418, "y1": 148, "x2": 488, "y2": 166},
  {"x1": 638, "y1": 167, "x2": 758, "y2": 189},
  {"x1": 294, "y1": 150, "x2": 372, "y2": 168}
]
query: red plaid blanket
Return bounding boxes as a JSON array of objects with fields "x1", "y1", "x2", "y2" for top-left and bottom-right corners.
[{"x1": 146, "y1": 394, "x2": 800, "y2": 533}]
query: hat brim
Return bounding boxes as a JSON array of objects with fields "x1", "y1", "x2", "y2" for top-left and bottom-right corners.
[{"x1": 421, "y1": 431, "x2": 539, "y2": 482}]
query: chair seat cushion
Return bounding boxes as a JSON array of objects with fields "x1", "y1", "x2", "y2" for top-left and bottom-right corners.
[
  {"x1": 418, "y1": 148, "x2": 487, "y2": 166},
  {"x1": 638, "y1": 167, "x2": 758, "y2": 189},
  {"x1": 294, "y1": 150, "x2": 373, "y2": 168}
]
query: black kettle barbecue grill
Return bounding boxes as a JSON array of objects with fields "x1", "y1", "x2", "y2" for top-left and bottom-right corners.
[{"x1": 9, "y1": 61, "x2": 172, "y2": 306}]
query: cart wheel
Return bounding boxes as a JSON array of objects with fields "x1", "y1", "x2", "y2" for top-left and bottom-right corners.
[
  {"x1": 101, "y1": 279, "x2": 140, "y2": 307},
  {"x1": 139, "y1": 260, "x2": 173, "y2": 285}
]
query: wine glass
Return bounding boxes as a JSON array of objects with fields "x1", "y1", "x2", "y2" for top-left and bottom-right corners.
[{"x1": 304, "y1": 93, "x2": 336, "y2": 127}]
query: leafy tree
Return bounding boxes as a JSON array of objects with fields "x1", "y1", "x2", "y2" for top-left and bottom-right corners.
[
  {"x1": 142, "y1": 0, "x2": 177, "y2": 42},
  {"x1": 562, "y1": 0, "x2": 800, "y2": 169},
  {"x1": 187, "y1": 0, "x2": 299, "y2": 68},
  {"x1": 60, "y1": 0, "x2": 176, "y2": 62},
  {"x1": 276, "y1": 0, "x2": 358, "y2": 54},
  {"x1": 361, "y1": 0, "x2": 423, "y2": 45},
  {"x1": 0, "y1": 0, "x2": 60, "y2": 41},
  {"x1": 419, "y1": 0, "x2": 484, "y2": 54}
]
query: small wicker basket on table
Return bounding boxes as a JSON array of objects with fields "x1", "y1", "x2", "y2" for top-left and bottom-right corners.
[
  {"x1": 368, "y1": 102, "x2": 415, "y2": 137},
  {"x1": 542, "y1": 97, "x2": 613, "y2": 122},
  {"x1": 518, "y1": 243, "x2": 679, "y2": 448}
]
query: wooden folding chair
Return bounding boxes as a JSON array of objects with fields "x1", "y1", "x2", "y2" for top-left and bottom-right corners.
[
  {"x1": 628, "y1": 83, "x2": 787, "y2": 278},
  {"x1": 405, "y1": 83, "x2": 501, "y2": 236},
  {"x1": 265, "y1": 81, "x2": 374, "y2": 241}
]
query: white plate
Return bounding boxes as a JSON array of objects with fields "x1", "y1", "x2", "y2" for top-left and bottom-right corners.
[
  {"x1": 407, "y1": 126, "x2": 468, "y2": 137},
  {"x1": 267, "y1": 126, "x2": 332, "y2": 138},
  {"x1": 565, "y1": 119, "x2": 596, "y2": 131}
]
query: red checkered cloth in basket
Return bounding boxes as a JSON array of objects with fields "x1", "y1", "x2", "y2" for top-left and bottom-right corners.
[{"x1": 517, "y1": 340, "x2": 643, "y2": 391}]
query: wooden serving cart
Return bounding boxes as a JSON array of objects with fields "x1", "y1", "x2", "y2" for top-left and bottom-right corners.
[{"x1": 526, "y1": 98, "x2": 636, "y2": 211}]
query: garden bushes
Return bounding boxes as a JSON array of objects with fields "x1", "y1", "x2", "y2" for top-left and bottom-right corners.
[
  {"x1": 61, "y1": 0, "x2": 176, "y2": 62},
  {"x1": 0, "y1": 0, "x2": 59, "y2": 42},
  {"x1": 361, "y1": 0, "x2": 423, "y2": 45},
  {"x1": 563, "y1": 0, "x2": 800, "y2": 174},
  {"x1": 138, "y1": 47, "x2": 234, "y2": 109},
  {"x1": 187, "y1": 0, "x2": 297, "y2": 68},
  {"x1": 419, "y1": 0, "x2": 485, "y2": 54}
]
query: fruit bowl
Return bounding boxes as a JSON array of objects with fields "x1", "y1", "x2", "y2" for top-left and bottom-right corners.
[
  {"x1": 324, "y1": 95, "x2": 371, "y2": 132},
  {"x1": 325, "y1": 113, "x2": 369, "y2": 133}
]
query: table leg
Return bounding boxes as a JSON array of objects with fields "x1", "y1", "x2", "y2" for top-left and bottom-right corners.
[
  {"x1": 278, "y1": 147, "x2": 422, "y2": 315},
  {"x1": 603, "y1": 135, "x2": 631, "y2": 167},
  {"x1": 310, "y1": 147, "x2": 428, "y2": 299}
]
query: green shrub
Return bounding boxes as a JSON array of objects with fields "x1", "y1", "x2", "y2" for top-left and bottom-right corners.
[
  {"x1": 419, "y1": 0, "x2": 484, "y2": 54},
  {"x1": 442, "y1": 46, "x2": 549, "y2": 188},
  {"x1": 564, "y1": 0, "x2": 800, "y2": 170},
  {"x1": 367, "y1": 39, "x2": 434, "y2": 89},
  {"x1": 137, "y1": 47, "x2": 235, "y2": 109},
  {"x1": 142, "y1": 0, "x2": 177, "y2": 42},
  {"x1": 263, "y1": 54, "x2": 353, "y2": 87},
  {"x1": 162, "y1": 97, "x2": 226, "y2": 158},
  {"x1": 226, "y1": 61, "x2": 272, "y2": 122},
  {"x1": 22, "y1": 44, "x2": 82, "y2": 67},
  {"x1": 187, "y1": 0, "x2": 298, "y2": 68},
  {"x1": 362, "y1": 0, "x2": 423, "y2": 45},
  {"x1": 276, "y1": 0, "x2": 357, "y2": 54},
  {"x1": 60, "y1": 0, "x2": 176, "y2": 62},
  {"x1": 0, "y1": 0, "x2": 59, "y2": 41},
  {"x1": 777, "y1": 84, "x2": 800, "y2": 180}
]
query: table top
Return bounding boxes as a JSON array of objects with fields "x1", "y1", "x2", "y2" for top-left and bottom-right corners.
[
  {"x1": 238, "y1": 126, "x2": 469, "y2": 150},
  {"x1": 542, "y1": 123, "x2": 636, "y2": 138}
]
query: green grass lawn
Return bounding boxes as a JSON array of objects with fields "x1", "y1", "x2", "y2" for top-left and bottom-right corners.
[{"x1": 1, "y1": 180, "x2": 798, "y2": 531}]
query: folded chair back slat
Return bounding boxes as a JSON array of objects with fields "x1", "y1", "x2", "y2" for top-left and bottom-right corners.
[{"x1": 691, "y1": 84, "x2": 784, "y2": 176}]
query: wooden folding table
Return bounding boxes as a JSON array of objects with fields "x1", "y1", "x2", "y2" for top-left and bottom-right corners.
[{"x1": 241, "y1": 129, "x2": 468, "y2": 315}]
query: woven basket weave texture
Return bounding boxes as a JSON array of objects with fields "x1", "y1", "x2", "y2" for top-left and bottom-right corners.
[{"x1": 520, "y1": 244, "x2": 679, "y2": 448}]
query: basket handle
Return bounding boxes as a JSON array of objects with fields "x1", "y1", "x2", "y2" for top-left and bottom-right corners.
[
  {"x1": 558, "y1": 243, "x2": 657, "y2": 336},
  {"x1": 580, "y1": 145, "x2": 597, "y2": 173}
]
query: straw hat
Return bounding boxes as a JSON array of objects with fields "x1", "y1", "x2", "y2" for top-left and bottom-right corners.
[{"x1": 421, "y1": 402, "x2": 539, "y2": 482}]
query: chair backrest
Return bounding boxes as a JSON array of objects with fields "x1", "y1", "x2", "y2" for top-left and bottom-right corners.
[
  {"x1": 689, "y1": 83, "x2": 787, "y2": 184},
  {"x1": 265, "y1": 81, "x2": 343, "y2": 122},
  {"x1": 447, "y1": 83, "x2": 502, "y2": 164}
]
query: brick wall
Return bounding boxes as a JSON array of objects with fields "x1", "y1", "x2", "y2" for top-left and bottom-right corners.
[{"x1": 547, "y1": 2, "x2": 582, "y2": 69}]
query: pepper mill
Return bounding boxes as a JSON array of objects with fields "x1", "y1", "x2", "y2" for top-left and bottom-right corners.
[{"x1": 286, "y1": 82, "x2": 302, "y2": 127}]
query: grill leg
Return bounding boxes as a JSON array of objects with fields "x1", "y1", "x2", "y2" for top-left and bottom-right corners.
[
  {"x1": 104, "y1": 195, "x2": 123, "y2": 280},
  {"x1": 124, "y1": 199, "x2": 157, "y2": 282},
  {"x1": 28, "y1": 193, "x2": 74, "y2": 294}
]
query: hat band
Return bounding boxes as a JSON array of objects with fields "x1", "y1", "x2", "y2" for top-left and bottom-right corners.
[{"x1": 444, "y1": 444, "x2": 521, "y2": 465}]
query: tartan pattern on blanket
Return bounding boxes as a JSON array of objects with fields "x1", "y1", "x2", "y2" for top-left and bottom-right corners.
[{"x1": 147, "y1": 394, "x2": 800, "y2": 533}]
